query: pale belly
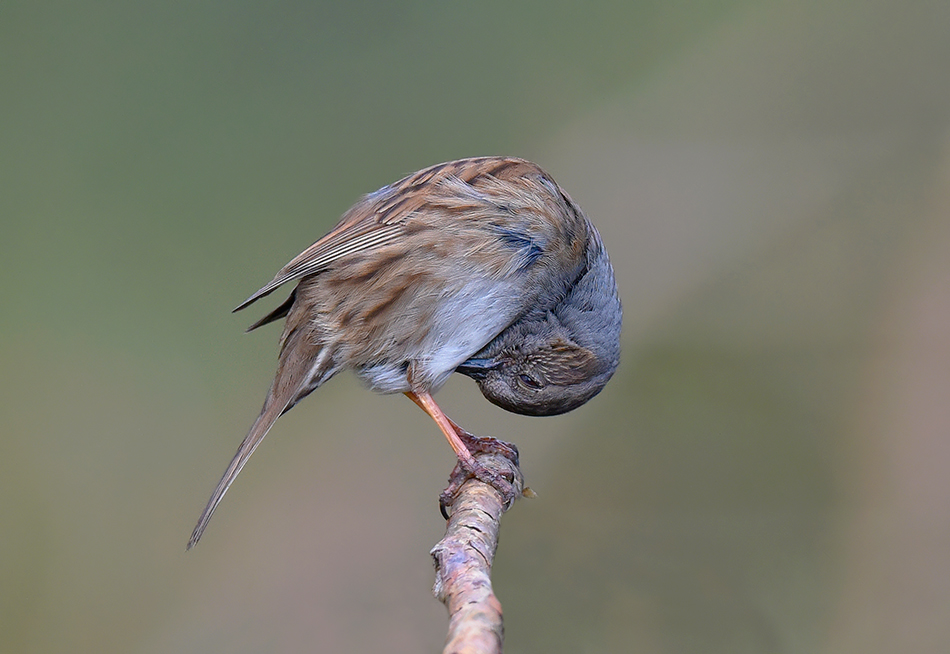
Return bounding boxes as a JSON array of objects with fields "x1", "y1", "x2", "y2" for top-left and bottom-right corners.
[{"x1": 354, "y1": 278, "x2": 524, "y2": 394}]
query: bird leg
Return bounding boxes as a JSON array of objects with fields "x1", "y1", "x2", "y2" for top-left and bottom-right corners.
[{"x1": 404, "y1": 390, "x2": 519, "y2": 517}]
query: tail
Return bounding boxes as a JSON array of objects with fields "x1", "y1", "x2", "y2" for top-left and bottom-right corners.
[{"x1": 188, "y1": 331, "x2": 332, "y2": 549}]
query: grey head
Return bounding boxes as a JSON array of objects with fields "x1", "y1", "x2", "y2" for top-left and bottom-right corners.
[{"x1": 456, "y1": 228, "x2": 621, "y2": 416}]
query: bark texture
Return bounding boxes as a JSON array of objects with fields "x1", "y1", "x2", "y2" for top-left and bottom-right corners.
[{"x1": 431, "y1": 452, "x2": 525, "y2": 654}]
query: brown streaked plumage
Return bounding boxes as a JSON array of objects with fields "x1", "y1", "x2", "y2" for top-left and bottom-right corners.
[{"x1": 188, "y1": 156, "x2": 621, "y2": 548}]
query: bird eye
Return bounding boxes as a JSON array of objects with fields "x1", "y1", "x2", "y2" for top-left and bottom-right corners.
[{"x1": 519, "y1": 373, "x2": 543, "y2": 390}]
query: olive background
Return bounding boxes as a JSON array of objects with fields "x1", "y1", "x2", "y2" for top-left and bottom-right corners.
[{"x1": 3, "y1": 1, "x2": 949, "y2": 652}]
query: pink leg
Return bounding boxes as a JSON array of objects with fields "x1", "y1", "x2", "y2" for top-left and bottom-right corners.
[{"x1": 405, "y1": 390, "x2": 518, "y2": 517}]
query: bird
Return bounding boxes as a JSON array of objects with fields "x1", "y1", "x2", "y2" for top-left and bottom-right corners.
[{"x1": 188, "y1": 156, "x2": 621, "y2": 549}]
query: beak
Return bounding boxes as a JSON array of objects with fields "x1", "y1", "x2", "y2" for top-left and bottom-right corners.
[{"x1": 455, "y1": 357, "x2": 500, "y2": 381}]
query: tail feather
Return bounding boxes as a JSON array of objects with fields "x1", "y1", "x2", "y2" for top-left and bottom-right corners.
[
  {"x1": 188, "y1": 330, "x2": 331, "y2": 549},
  {"x1": 187, "y1": 392, "x2": 292, "y2": 550}
]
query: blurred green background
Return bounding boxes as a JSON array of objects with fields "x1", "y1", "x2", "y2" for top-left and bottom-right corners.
[{"x1": 3, "y1": 0, "x2": 949, "y2": 652}]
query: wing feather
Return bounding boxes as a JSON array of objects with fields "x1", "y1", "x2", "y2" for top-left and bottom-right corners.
[{"x1": 233, "y1": 157, "x2": 547, "y2": 312}]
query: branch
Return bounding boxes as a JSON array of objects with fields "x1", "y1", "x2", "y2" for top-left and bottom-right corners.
[{"x1": 430, "y1": 452, "x2": 525, "y2": 654}]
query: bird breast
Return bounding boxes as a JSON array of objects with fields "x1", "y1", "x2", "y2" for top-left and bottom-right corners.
[{"x1": 352, "y1": 276, "x2": 527, "y2": 394}]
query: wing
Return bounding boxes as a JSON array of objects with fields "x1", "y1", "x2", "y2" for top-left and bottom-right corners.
[
  {"x1": 233, "y1": 191, "x2": 408, "y2": 312},
  {"x1": 233, "y1": 157, "x2": 558, "y2": 312}
]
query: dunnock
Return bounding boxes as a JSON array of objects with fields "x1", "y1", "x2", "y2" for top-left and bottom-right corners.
[{"x1": 188, "y1": 156, "x2": 621, "y2": 548}]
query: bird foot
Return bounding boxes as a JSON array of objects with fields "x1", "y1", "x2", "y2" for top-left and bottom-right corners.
[
  {"x1": 439, "y1": 430, "x2": 521, "y2": 519},
  {"x1": 455, "y1": 428, "x2": 520, "y2": 464}
]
